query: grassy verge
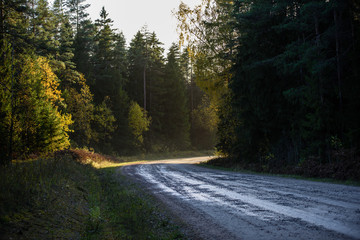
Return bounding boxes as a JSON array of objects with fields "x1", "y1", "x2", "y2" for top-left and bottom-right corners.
[
  {"x1": 201, "y1": 157, "x2": 360, "y2": 186},
  {"x1": 0, "y1": 152, "x2": 98, "y2": 239},
  {"x1": 85, "y1": 167, "x2": 184, "y2": 240},
  {"x1": 0, "y1": 150, "x2": 186, "y2": 240}
]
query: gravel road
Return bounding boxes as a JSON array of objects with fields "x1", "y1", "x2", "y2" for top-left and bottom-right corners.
[{"x1": 121, "y1": 157, "x2": 360, "y2": 240}]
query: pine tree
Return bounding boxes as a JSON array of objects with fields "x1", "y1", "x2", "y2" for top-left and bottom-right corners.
[
  {"x1": 92, "y1": 6, "x2": 116, "y2": 103},
  {"x1": 110, "y1": 33, "x2": 133, "y2": 154},
  {"x1": 161, "y1": 44, "x2": 190, "y2": 150},
  {"x1": 33, "y1": 0, "x2": 57, "y2": 56},
  {"x1": 64, "y1": 74, "x2": 94, "y2": 147},
  {"x1": 91, "y1": 7, "x2": 132, "y2": 154},
  {"x1": 127, "y1": 31, "x2": 146, "y2": 106},
  {"x1": 0, "y1": 0, "x2": 31, "y2": 52},
  {"x1": 146, "y1": 31, "x2": 165, "y2": 112},
  {"x1": 58, "y1": 16, "x2": 75, "y2": 69},
  {"x1": 65, "y1": 0, "x2": 90, "y2": 33},
  {"x1": 73, "y1": 19, "x2": 96, "y2": 78}
]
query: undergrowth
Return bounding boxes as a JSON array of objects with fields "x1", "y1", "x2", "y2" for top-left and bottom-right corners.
[
  {"x1": 204, "y1": 156, "x2": 360, "y2": 185},
  {"x1": 0, "y1": 149, "x2": 186, "y2": 240},
  {"x1": 0, "y1": 152, "x2": 98, "y2": 239}
]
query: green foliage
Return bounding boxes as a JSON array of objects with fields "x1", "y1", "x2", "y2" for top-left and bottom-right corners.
[
  {"x1": 73, "y1": 19, "x2": 96, "y2": 79},
  {"x1": 175, "y1": 0, "x2": 234, "y2": 105},
  {"x1": 1, "y1": 0, "x2": 218, "y2": 159},
  {"x1": 20, "y1": 55, "x2": 73, "y2": 154},
  {"x1": 128, "y1": 101, "x2": 151, "y2": 149},
  {"x1": 83, "y1": 167, "x2": 185, "y2": 240},
  {"x1": 92, "y1": 6, "x2": 118, "y2": 104},
  {"x1": 191, "y1": 97, "x2": 217, "y2": 150},
  {"x1": 126, "y1": 30, "x2": 192, "y2": 152},
  {"x1": 32, "y1": 0, "x2": 57, "y2": 56},
  {"x1": 126, "y1": 31, "x2": 147, "y2": 105},
  {"x1": 65, "y1": 0, "x2": 90, "y2": 32},
  {"x1": 58, "y1": 16, "x2": 75, "y2": 69},
  {"x1": 92, "y1": 97, "x2": 116, "y2": 154},
  {"x1": 0, "y1": 40, "x2": 14, "y2": 163},
  {"x1": 160, "y1": 44, "x2": 190, "y2": 150},
  {"x1": 0, "y1": 0, "x2": 33, "y2": 54},
  {"x1": 64, "y1": 74, "x2": 95, "y2": 147},
  {"x1": 0, "y1": 45, "x2": 72, "y2": 160},
  {"x1": 175, "y1": 0, "x2": 236, "y2": 153}
]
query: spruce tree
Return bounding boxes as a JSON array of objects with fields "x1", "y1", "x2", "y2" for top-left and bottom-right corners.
[
  {"x1": 127, "y1": 31, "x2": 146, "y2": 106},
  {"x1": 0, "y1": 0, "x2": 31, "y2": 52},
  {"x1": 73, "y1": 19, "x2": 96, "y2": 78},
  {"x1": 92, "y1": 7, "x2": 132, "y2": 154},
  {"x1": 33, "y1": 0, "x2": 57, "y2": 56},
  {"x1": 58, "y1": 16, "x2": 75, "y2": 69},
  {"x1": 162, "y1": 44, "x2": 190, "y2": 150},
  {"x1": 65, "y1": 0, "x2": 90, "y2": 33},
  {"x1": 93, "y1": 6, "x2": 115, "y2": 103}
]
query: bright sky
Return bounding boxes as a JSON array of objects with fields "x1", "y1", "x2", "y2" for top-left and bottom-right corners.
[{"x1": 86, "y1": 0, "x2": 202, "y2": 51}]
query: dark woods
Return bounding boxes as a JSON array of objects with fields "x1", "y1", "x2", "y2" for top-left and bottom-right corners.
[
  {"x1": 176, "y1": 0, "x2": 360, "y2": 179},
  {"x1": 217, "y1": 0, "x2": 360, "y2": 178}
]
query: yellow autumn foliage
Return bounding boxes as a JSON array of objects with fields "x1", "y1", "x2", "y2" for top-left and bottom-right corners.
[
  {"x1": 34, "y1": 56, "x2": 63, "y2": 103},
  {"x1": 27, "y1": 56, "x2": 73, "y2": 151}
]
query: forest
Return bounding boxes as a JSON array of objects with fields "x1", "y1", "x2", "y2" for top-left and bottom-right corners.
[
  {"x1": 2, "y1": 1, "x2": 360, "y2": 239},
  {"x1": 1, "y1": 0, "x2": 360, "y2": 178},
  {"x1": 0, "y1": 0, "x2": 217, "y2": 165},
  {"x1": 175, "y1": 0, "x2": 360, "y2": 178}
]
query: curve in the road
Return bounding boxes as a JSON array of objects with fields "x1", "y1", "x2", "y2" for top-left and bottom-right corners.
[{"x1": 122, "y1": 157, "x2": 360, "y2": 240}]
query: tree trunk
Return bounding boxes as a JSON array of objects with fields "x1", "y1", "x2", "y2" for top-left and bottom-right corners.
[{"x1": 334, "y1": 9, "x2": 343, "y2": 114}]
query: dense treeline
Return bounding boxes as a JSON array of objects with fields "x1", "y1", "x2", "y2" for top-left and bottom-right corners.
[
  {"x1": 0, "y1": 0, "x2": 217, "y2": 164},
  {"x1": 176, "y1": 0, "x2": 360, "y2": 174},
  {"x1": 3, "y1": 0, "x2": 359, "y2": 173},
  {"x1": 229, "y1": 0, "x2": 360, "y2": 168}
]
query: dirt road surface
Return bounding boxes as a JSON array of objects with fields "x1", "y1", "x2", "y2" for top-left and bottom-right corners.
[{"x1": 121, "y1": 157, "x2": 360, "y2": 240}]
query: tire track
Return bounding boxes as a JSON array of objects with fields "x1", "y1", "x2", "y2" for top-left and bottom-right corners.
[{"x1": 122, "y1": 157, "x2": 360, "y2": 240}]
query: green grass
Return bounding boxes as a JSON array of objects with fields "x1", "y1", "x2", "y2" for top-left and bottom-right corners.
[
  {"x1": 84, "y1": 167, "x2": 185, "y2": 240},
  {"x1": 0, "y1": 152, "x2": 98, "y2": 239},
  {"x1": 0, "y1": 150, "x2": 187, "y2": 240}
]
